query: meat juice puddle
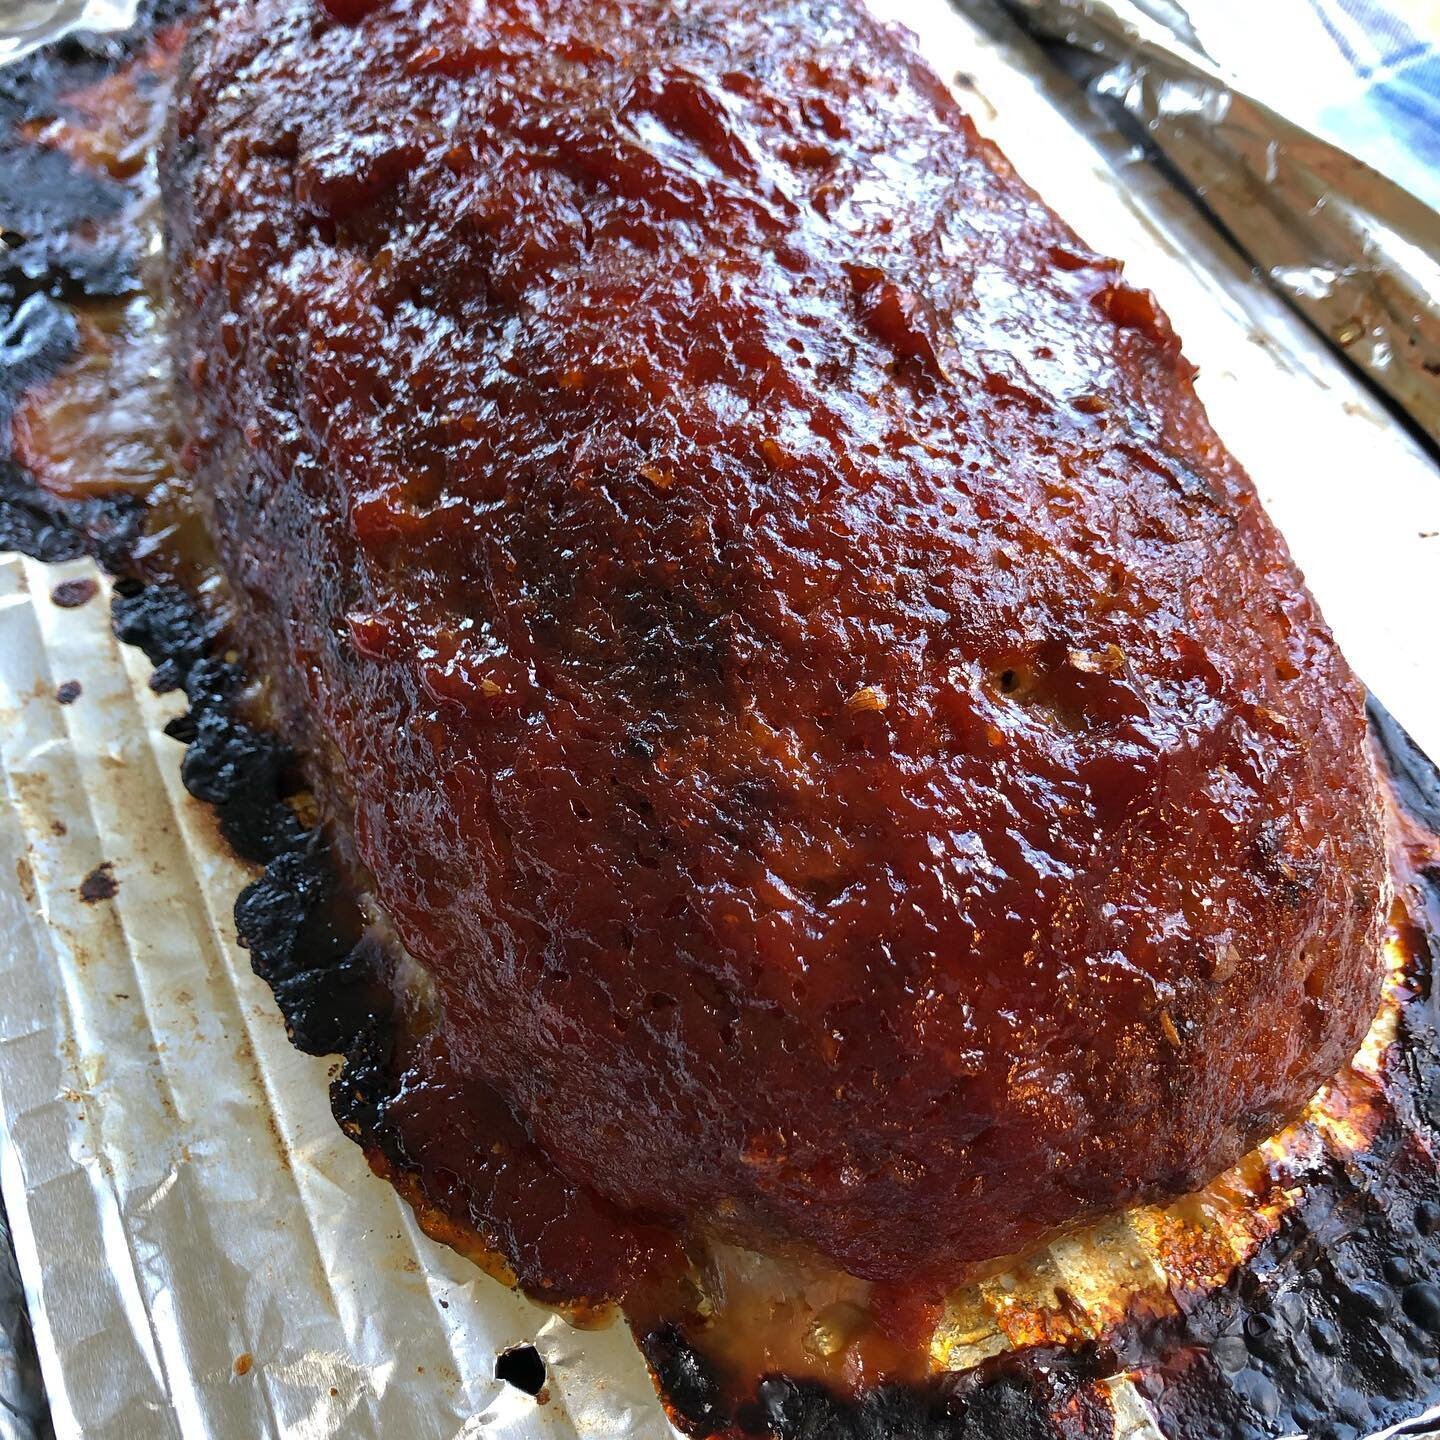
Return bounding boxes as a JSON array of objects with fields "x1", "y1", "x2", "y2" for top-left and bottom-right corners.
[
  {"x1": 8, "y1": 21, "x2": 1434, "y2": 1416},
  {"x1": 9, "y1": 25, "x2": 223, "y2": 608}
]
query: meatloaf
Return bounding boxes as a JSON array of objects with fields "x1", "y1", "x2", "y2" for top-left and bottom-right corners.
[{"x1": 160, "y1": 0, "x2": 1386, "y2": 1286}]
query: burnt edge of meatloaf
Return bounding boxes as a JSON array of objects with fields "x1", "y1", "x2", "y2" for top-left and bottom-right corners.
[{"x1": 5, "y1": 7, "x2": 1440, "y2": 1439}]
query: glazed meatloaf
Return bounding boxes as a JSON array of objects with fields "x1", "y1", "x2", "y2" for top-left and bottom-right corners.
[{"x1": 161, "y1": 0, "x2": 1386, "y2": 1286}]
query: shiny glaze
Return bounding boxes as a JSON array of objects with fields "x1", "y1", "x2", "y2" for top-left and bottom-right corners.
[{"x1": 162, "y1": 0, "x2": 1385, "y2": 1295}]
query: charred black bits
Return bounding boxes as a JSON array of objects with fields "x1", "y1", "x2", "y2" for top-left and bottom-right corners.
[
  {"x1": 642, "y1": 1326, "x2": 724, "y2": 1431},
  {"x1": 177, "y1": 659, "x2": 304, "y2": 863},
  {"x1": 234, "y1": 847, "x2": 333, "y2": 979},
  {"x1": 268, "y1": 944, "x2": 381, "y2": 1058},
  {"x1": 163, "y1": 711, "x2": 198, "y2": 743},
  {"x1": 1230, "y1": 1369, "x2": 1281, "y2": 1422},
  {"x1": 54, "y1": 679, "x2": 81, "y2": 704},
  {"x1": 111, "y1": 584, "x2": 218, "y2": 693},
  {"x1": 0, "y1": 462, "x2": 84, "y2": 562},
  {"x1": 234, "y1": 844, "x2": 381, "y2": 1058},
  {"x1": 328, "y1": 1017, "x2": 405, "y2": 1171},
  {"x1": 1385, "y1": 1255, "x2": 1418, "y2": 1286},
  {"x1": 1402, "y1": 1283, "x2": 1440, "y2": 1334},
  {"x1": 495, "y1": 1344, "x2": 546, "y2": 1397},
  {"x1": 0, "y1": 296, "x2": 77, "y2": 424},
  {"x1": 1210, "y1": 1334, "x2": 1248, "y2": 1373},
  {"x1": 1369, "y1": 698, "x2": 1440, "y2": 838},
  {"x1": 1346, "y1": 1279, "x2": 1393, "y2": 1320},
  {"x1": 78, "y1": 862, "x2": 117, "y2": 902},
  {"x1": 654, "y1": 1327, "x2": 1107, "y2": 1438}
]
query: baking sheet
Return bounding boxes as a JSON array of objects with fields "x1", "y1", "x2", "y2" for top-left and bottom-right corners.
[{"x1": 1, "y1": 1, "x2": 1438, "y2": 1437}]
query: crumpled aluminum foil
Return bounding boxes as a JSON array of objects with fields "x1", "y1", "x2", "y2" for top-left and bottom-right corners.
[
  {"x1": 0, "y1": 0, "x2": 136, "y2": 63},
  {"x1": 996, "y1": 0, "x2": 1440, "y2": 449},
  {"x1": 1, "y1": 2, "x2": 1439, "y2": 1438}
]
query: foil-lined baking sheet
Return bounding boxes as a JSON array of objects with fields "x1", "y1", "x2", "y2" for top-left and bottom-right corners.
[{"x1": 0, "y1": 1, "x2": 1438, "y2": 1438}]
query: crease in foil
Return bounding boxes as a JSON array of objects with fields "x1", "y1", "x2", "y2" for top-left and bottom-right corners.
[
  {"x1": 0, "y1": 2, "x2": 1438, "y2": 1439},
  {"x1": 995, "y1": 0, "x2": 1440, "y2": 448},
  {"x1": 0, "y1": 0, "x2": 138, "y2": 62}
]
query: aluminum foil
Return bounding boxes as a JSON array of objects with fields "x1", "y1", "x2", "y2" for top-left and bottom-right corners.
[
  {"x1": 996, "y1": 0, "x2": 1440, "y2": 449},
  {"x1": 0, "y1": 0, "x2": 137, "y2": 63},
  {"x1": 1, "y1": 1, "x2": 1439, "y2": 1438}
]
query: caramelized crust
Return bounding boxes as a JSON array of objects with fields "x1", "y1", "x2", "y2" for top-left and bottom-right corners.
[{"x1": 162, "y1": 0, "x2": 1385, "y2": 1285}]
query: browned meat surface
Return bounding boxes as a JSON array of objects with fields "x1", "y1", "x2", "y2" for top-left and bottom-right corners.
[{"x1": 161, "y1": 0, "x2": 1385, "y2": 1288}]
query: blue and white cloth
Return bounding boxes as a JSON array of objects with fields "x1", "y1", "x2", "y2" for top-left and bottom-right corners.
[
  {"x1": 1183, "y1": 0, "x2": 1440, "y2": 210},
  {"x1": 1310, "y1": 0, "x2": 1440, "y2": 206}
]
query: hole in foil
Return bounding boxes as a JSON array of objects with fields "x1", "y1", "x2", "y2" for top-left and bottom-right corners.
[{"x1": 495, "y1": 1343, "x2": 547, "y2": 1396}]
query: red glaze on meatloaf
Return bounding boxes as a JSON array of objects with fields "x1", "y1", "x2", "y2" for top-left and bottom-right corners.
[{"x1": 161, "y1": 0, "x2": 1386, "y2": 1286}]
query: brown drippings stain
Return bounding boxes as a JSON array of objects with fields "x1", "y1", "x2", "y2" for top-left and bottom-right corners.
[
  {"x1": 232, "y1": 1353, "x2": 253, "y2": 1377},
  {"x1": 51, "y1": 820, "x2": 67, "y2": 836},
  {"x1": 50, "y1": 577, "x2": 98, "y2": 608},
  {"x1": 55, "y1": 680, "x2": 82, "y2": 705},
  {"x1": 14, "y1": 856, "x2": 36, "y2": 905},
  {"x1": 260, "y1": 1104, "x2": 294, "y2": 1175},
  {"x1": 78, "y1": 862, "x2": 118, "y2": 902}
]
